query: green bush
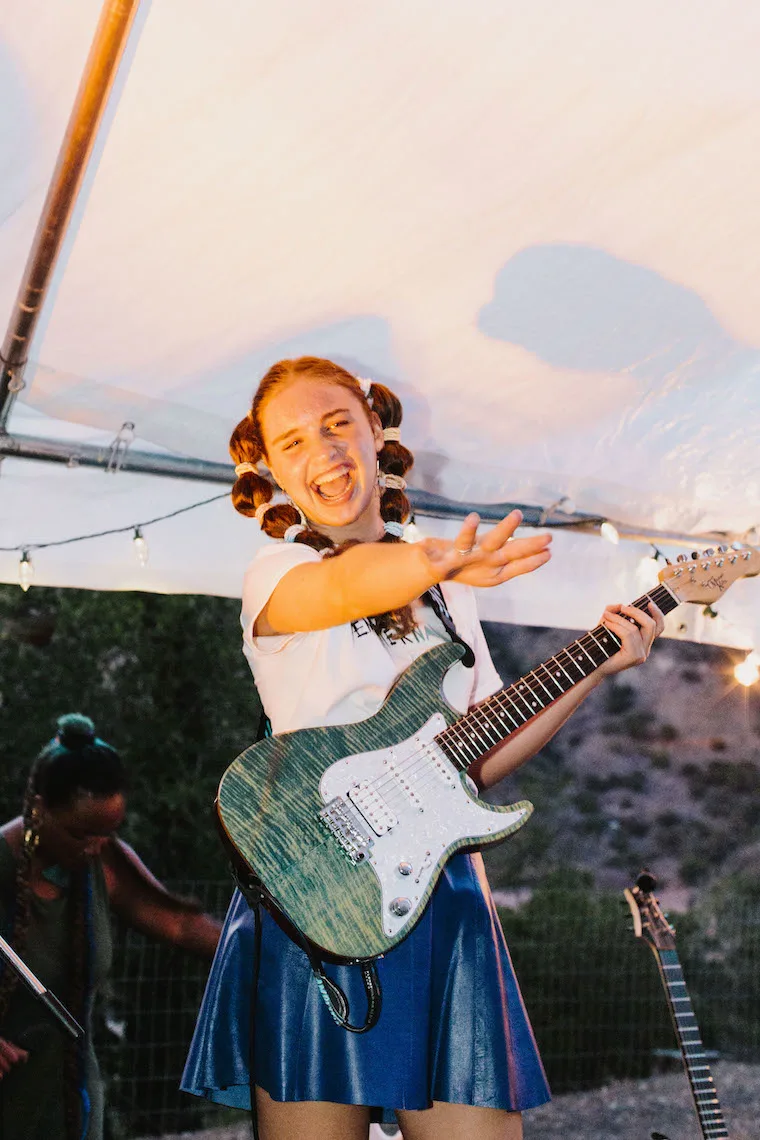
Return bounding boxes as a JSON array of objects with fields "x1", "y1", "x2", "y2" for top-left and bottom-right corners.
[{"x1": 500, "y1": 869, "x2": 671, "y2": 1091}]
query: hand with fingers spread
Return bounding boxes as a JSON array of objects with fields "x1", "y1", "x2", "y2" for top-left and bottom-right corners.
[
  {"x1": 596, "y1": 600, "x2": 665, "y2": 677},
  {"x1": 422, "y1": 509, "x2": 552, "y2": 589},
  {"x1": 0, "y1": 1036, "x2": 29, "y2": 1078}
]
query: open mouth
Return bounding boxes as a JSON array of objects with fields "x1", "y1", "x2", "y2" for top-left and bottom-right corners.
[{"x1": 312, "y1": 469, "x2": 353, "y2": 502}]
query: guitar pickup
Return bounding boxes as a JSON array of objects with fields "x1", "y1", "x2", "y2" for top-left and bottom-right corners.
[{"x1": 348, "y1": 781, "x2": 398, "y2": 836}]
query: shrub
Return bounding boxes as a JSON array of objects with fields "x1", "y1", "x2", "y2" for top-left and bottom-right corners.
[
  {"x1": 605, "y1": 682, "x2": 636, "y2": 716},
  {"x1": 500, "y1": 869, "x2": 672, "y2": 1091}
]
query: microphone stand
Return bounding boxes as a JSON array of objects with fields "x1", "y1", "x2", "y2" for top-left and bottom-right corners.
[{"x1": 0, "y1": 933, "x2": 83, "y2": 1040}]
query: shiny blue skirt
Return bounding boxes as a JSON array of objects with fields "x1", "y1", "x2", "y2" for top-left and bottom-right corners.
[{"x1": 182, "y1": 853, "x2": 550, "y2": 1121}]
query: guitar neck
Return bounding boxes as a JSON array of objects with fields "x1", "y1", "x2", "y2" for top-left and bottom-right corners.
[
  {"x1": 435, "y1": 582, "x2": 679, "y2": 773},
  {"x1": 654, "y1": 948, "x2": 728, "y2": 1139}
]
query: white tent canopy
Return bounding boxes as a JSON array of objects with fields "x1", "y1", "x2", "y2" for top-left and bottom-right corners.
[{"x1": 0, "y1": 1, "x2": 758, "y2": 649}]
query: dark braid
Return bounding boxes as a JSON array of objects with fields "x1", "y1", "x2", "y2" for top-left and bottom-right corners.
[{"x1": 230, "y1": 356, "x2": 416, "y2": 638}]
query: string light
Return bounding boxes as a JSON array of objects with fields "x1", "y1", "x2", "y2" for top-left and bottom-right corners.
[
  {"x1": 403, "y1": 519, "x2": 424, "y2": 543},
  {"x1": 18, "y1": 550, "x2": 33, "y2": 592},
  {"x1": 636, "y1": 546, "x2": 662, "y2": 589},
  {"x1": 132, "y1": 528, "x2": 149, "y2": 566},
  {"x1": 600, "y1": 521, "x2": 620, "y2": 545},
  {"x1": 1, "y1": 491, "x2": 229, "y2": 589},
  {"x1": 734, "y1": 651, "x2": 760, "y2": 688}
]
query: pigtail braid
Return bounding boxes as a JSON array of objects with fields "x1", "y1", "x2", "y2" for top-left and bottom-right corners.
[
  {"x1": 229, "y1": 403, "x2": 332, "y2": 553},
  {"x1": 357, "y1": 379, "x2": 417, "y2": 639}
]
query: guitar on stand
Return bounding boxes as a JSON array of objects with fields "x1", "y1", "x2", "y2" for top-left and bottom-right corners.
[{"x1": 625, "y1": 870, "x2": 729, "y2": 1140}]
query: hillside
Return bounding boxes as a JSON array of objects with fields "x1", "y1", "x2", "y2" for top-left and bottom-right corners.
[{"x1": 480, "y1": 623, "x2": 760, "y2": 908}]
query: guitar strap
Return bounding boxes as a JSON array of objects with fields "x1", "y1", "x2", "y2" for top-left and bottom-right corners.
[{"x1": 423, "y1": 584, "x2": 475, "y2": 667}]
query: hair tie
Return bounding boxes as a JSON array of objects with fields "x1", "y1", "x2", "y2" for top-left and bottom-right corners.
[
  {"x1": 254, "y1": 497, "x2": 288, "y2": 526},
  {"x1": 384, "y1": 520, "x2": 405, "y2": 538},
  {"x1": 379, "y1": 472, "x2": 407, "y2": 491},
  {"x1": 235, "y1": 462, "x2": 258, "y2": 477},
  {"x1": 356, "y1": 376, "x2": 374, "y2": 407},
  {"x1": 382, "y1": 427, "x2": 401, "y2": 443},
  {"x1": 284, "y1": 523, "x2": 307, "y2": 543}
]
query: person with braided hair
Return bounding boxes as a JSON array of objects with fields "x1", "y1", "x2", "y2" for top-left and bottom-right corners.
[
  {"x1": 182, "y1": 356, "x2": 664, "y2": 1139},
  {"x1": 0, "y1": 714, "x2": 221, "y2": 1140}
]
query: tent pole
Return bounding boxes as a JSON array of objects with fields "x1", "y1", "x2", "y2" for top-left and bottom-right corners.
[
  {"x1": 0, "y1": 431, "x2": 742, "y2": 550},
  {"x1": 0, "y1": 0, "x2": 142, "y2": 431}
]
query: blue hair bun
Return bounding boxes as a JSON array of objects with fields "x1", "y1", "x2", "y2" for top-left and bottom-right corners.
[{"x1": 56, "y1": 713, "x2": 97, "y2": 749}]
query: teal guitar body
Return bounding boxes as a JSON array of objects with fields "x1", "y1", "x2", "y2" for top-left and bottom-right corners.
[{"x1": 217, "y1": 642, "x2": 532, "y2": 961}]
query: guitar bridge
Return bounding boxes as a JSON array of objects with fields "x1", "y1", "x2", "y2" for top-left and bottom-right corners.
[{"x1": 318, "y1": 797, "x2": 373, "y2": 865}]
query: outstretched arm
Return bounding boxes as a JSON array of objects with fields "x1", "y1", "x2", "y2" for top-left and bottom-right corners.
[
  {"x1": 103, "y1": 839, "x2": 221, "y2": 958},
  {"x1": 470, "y1": 601, "x2": 665, "y2": 790},
  {"x1": 257, "y1": 509, "x2": 552, "y2": 636}
]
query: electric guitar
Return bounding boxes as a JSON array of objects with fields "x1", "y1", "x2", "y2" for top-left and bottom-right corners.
[
  {"x1": 217, "y1": 543, "x2": 759, "y2": 962},
  {"x1": 625, "y1": 870, "x2": 729, "y2": 1139}
]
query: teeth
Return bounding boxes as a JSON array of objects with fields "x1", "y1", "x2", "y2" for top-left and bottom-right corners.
[{"x1": 314, "y1": 470, "x2": 351, "y2": 499}]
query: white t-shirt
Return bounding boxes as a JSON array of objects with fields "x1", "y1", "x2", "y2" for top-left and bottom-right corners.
[{"x1": 240, "y1": 543, "x2": 502, "y2": 736}]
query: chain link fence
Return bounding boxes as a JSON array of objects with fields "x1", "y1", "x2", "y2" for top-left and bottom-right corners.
[{"x1": 98, "y1": 878, "x2": 760, "y2": 1138}]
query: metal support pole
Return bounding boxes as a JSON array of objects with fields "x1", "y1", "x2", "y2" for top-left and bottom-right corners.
[
  {"x1": 0, "y1": 0, "x2": 142, "y2": 430},
  {"x1": 0, "y1": 430, "x2": 741, "y2": 549}
]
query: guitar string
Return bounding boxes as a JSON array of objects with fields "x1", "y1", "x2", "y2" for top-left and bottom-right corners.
[
  {"x1": 353, "y1": 619, "x2": 635, "y2": 811},
  {"x1": 343, "y1": 587, "x2": 672, "y2": 816},
  {"x1": 362, "y1": 622, "x2": 635, "y2": 809}
]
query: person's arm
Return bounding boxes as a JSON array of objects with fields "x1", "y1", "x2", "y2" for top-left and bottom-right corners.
[
  {"x1": 469, "y1": 601, "x2": 665, "y2": 790},
  {"x1": 257, "y1": 509, "x2": 552, "y2": 636},
  {"x1": 102, "y1": 839, "x2": 221, "y2": 958},
  {"x1": 0, "y1": 1037, "x2": 29, "y2": 1078}
]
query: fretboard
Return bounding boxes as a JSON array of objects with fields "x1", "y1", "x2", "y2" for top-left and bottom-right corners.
[
  {"x1": 656, "y1": 949, "x2": 729, "y2": 1139},
  {"x1": 435, "y1": 582, "x2": 679, "y2": 772}
]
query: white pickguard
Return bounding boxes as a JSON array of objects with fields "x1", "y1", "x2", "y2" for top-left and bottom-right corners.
[{"x1": 319, "y1": 714, "x2": 529, "y2": 939}]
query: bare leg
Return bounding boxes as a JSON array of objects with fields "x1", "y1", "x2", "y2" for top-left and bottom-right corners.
[
  {"x1": 397, "y1": 1101, "x2": 523, "y2": 1140},
  {"x1": 255, "y1": 1086, "x2": 371, "y2": 1140}
]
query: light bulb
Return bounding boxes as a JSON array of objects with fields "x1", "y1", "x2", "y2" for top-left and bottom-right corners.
[
  {"x1": 18, "y1": 551, "x2": 33, "y2": 592},
  {"x1": 403, "y1": 520, "x2": 424, "y2": 543},
  {"x1": 600, "y1": 521, "x2": 620, "y2": 545},
  {"x1": 734, "y1": 652, "x2": 760, "y2": 688},
  {"x1": 133, "y1": 528, "x2": 149, "y2": 566},
  {"x1": 636, "y1": 556, "x2": 660, "y2": 589}
]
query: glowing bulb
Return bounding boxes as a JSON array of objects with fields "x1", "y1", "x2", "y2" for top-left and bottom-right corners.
[
  {"x1": 734, "y1": 651, "x2": 760, "y2": 688},
  {"x1": 636, "y1": 556, "x2": 660, "y2": 589},
  {"x1": 133, "y1": 528, "x2": 149, "y2": 566},
  {"x1": 18, "y1": 550, "x2": 33, "y2": 592},
  {"x1": 403, "y1": 520, "x2": 423, "y2": 543},
  {"x1": 600, "y1": 521, "x2": 620, "y2": 545}
]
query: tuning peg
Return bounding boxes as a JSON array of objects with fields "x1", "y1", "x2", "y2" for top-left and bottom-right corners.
[
  {"x1": 731, "y1": 542, "x2": 743, "y2": 551},
  {"x1": 717, "y1": 545, "x2": 728, "y2": 553},
  {"x1": 676, "y1": 553, "x2": 687, "y2": 563},
  {"x1": 691, "y1": 551, "x2": 699, "y2": 560}
]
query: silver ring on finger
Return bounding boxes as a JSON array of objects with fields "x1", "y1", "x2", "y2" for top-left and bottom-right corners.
[{"x1": 455, "y1": 546, "x2": 473, "y2": 556}]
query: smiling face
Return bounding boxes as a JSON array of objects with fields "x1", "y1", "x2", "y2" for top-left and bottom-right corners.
[
  {"x1": 37, "y1": 791, "x2": 126, "y2": 868},
  {"x1": 260, "y1": 376, "x2": 385, "y2": 543}
]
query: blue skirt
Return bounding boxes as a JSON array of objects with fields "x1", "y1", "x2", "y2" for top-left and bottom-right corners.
[{"x1": 182, "y1": 853, "x2": 549, "y2": 1121}]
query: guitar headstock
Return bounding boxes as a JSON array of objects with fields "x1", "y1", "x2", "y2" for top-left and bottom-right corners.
[
  {"x1": 624, "y1": 869, "x2": 676, "y2": 952},
  {"x1": 659, "y1": 543, "x2": 759, "y2": 605}
]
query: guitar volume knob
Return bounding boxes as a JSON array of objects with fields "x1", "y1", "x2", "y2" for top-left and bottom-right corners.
[
  {"x1": 389, "y1": 896, "x2": 412, "y2": 916},
  {"x1": 397, "y1": 861, "x2": 413, "y2": 876}
]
